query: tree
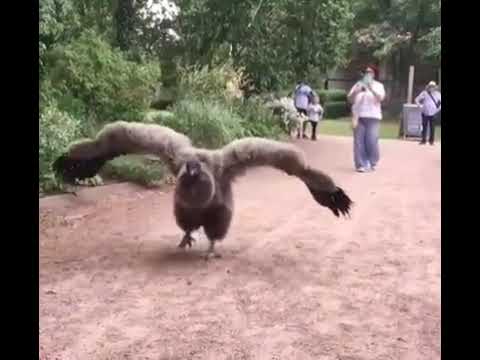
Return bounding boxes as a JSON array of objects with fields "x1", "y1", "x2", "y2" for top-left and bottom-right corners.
[
  {"x1": 176, "y1": 0, "x2": 354, "y2": 90},
  {"x1": 113, "y1": 0, "x2": 136, "y2": 51},
  {"x1": 419, "y1": 26, "x2": 440, "y2": 63},
  {"x1": 353, "y1": 0, "x2": 440, "y2": 64},
  {"x1": 39, "y1": 0, "x2": 79, "y2": 72}
]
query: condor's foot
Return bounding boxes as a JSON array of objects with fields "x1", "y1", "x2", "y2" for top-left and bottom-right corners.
[
  {"x1": 204, "y1": 251, "x2": 222, "y2": 261},
  {"x1": 178, "y1": 233, "x2": 196, "y2": 249},
  {"x1": 204, "y1": 241, "x2": 222, "y2": 261}
]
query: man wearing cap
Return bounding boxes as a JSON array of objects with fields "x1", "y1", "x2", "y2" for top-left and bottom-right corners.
[{"x1": 415, "y1": 81, "x2": 442, "y2": 145}]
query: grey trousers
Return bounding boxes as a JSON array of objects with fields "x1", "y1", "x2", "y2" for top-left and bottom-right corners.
[{"x1": 354, "y1": 117, "x2": 380, "y2": 169}]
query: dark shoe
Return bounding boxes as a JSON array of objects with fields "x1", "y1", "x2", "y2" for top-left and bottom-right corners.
[
  {"x1": 311, "y1": 137, "x2": 317, "y2": 141},
  {"x1": 429, "y1": 142, "x2": 434, "y2": 146},
  {"x1": 419, "y1": 141, "x2": 426, "y2": 145}
]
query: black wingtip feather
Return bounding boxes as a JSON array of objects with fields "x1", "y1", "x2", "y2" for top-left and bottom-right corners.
[
  {"x1": 52, "y1": 153, "x2": 109, "y2": 184},
  {"x1": 307, "y1": 186, "x2": 353, "y2": 218}
]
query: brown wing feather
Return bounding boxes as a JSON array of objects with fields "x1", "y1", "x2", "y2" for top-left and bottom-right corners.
[
  {"x1": 53, "y1": 121, "x2": 192, "y2": 183},
  {"x1": 220, "y1": 138, "x2": 353, "y2": 217}
]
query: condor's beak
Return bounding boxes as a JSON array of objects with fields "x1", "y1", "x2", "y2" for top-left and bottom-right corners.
[
  {"x1": 188, "y1": 168, "x2": 199, "y2": 176},
  {"x1": 186, "y1": 163, "x2": 199, "y2": 177}
]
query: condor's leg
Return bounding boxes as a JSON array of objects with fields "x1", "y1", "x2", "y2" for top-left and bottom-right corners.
[
  {"x1": 174, "y1": 204, "x2": 202, "y2": 249},
  {"x1": 178, "y1": 232, "x2": 195, "y2": 248},
  {"x1": 203, "y1": 204, "x2": 233, "y2": 260}
]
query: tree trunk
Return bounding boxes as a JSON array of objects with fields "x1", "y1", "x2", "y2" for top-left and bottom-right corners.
[{"x1": 114, "y1": 0, "x2": 135, "y2": 52}]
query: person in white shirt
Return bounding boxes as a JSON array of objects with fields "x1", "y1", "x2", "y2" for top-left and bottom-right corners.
[
  {"x1": 348, "y1": 66, "x2": 386, "y2": 172},
  {"x1": 415, "y1": 81, "x2": 441, "y2": 145},
  {"x1": 306, "y1": 95, "x2": 323, "y2": 141}
]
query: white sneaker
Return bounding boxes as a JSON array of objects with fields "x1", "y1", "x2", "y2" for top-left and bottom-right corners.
[{"x1": 356, "y1": 167, "x2": 367, "y2": 173}]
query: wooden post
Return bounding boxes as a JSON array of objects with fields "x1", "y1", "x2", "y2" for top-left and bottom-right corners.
[{"x1": 407, "y1": 65, "x2": 414, "y2": 104}]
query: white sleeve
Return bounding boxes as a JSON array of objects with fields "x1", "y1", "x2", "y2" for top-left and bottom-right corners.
[
  {"x1": 348, "y1": 84, "x2": 357, "y2": 97},
  {"x1": 377, "y1": 83, "x2": 386, "y2": 101},
  {"x1": 415, "y1": 91, "x2": 424, "y2": 106}
]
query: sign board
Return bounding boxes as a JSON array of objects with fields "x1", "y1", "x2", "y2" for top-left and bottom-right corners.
[{"x1": 402, "y1": 104, "x2": 422, "y2": 138}]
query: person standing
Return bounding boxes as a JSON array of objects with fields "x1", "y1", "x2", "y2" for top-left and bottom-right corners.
[
  {"x1": 306, "y1": 95, "x2": 324, "y2": 141},
  {"x1": 348, "y1": 66, "x2": 386, "y2": 172},
  {"x1": 293, "y1": 81, "x2": 314, "y2": 138},
  {"x1": 415, "y1": 81, "x2": 441, "y2": 145}
]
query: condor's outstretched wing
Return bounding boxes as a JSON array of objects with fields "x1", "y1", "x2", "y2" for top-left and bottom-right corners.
[
  {"x1": 220, "y1": 138, "x2": 352, "y2": 217},
  {"x1": 53, "y1": 121, "x2": 192, "y2": 183}
]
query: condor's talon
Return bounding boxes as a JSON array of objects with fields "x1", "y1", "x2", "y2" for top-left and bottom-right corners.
[
  {"x1": 178, "y1": 234, "x2": 196, "y2": 249},
  {"x1": 204, "y1": 251, "x2": 222, "y2": 261},
  {"x1": 204, "y1": 241, "x2": 221, "y2": 260}
]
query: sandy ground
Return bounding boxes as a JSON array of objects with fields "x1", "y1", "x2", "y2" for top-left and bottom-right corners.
[{"x1": 39, "y1": 135, "x2": 441, "y2": 360}]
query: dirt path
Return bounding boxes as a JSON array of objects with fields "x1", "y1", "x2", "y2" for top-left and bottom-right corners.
[{"x1": 39, "y1": 135, "x2": 441, "y2": 360}]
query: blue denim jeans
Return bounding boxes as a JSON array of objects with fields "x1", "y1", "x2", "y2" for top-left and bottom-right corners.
[{"x1": 354, "y1": 117, "x2": 380, "y2": 169}]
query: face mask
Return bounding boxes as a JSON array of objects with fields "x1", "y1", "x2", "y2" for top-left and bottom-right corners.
[{"x1": 363, "y1": 73, "x2": 373, "y2": 84}]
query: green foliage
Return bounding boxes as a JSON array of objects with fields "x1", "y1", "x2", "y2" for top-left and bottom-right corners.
[
  {"x1": 40, "y1": 0, "x2": 78, "y2": 73},
  {"x1": 102, "y1": 155, "x2": 167, "y2": 187},
  {"x1": 353, "y1": 0, "x2": 441, "y2": 63},
  {"x1": 134, "y1": 0, "x2": 179, "y2": 59},
  {"x1": 419, "y1": 26, "x2": 440, "y2": 63},
  {"x1": 324, "y1": 101, "x2": 349, "y2": 119},
  {"x1": 177, "y1": 0, "x2": 354, "y2": 91},
  {"x1": 160, "y1": 99, "x2": 246, "y2": 148},
  {"x1": 151, "y1": 86, "x2": 178, "y2": 110},
  {"x1": 45, "y1": 30, "x2": 161, "y2": 121},
  {"x1": 318, "y1": 89, "x2": 348, "y2": 104},
  {"x1": 231, "y1": 98, "x2": 284, "y2": 139},
  {"x1": 355, "y1": 22, "x2": 412, "y2": 60},
  {"x1": 143, "y1": 110, "x2": 175, "y2": 123},
  {"x1": 177, "y1": 62, "x2": 245, "y2": 102},
  {"x1": 167, "y1": 64, "x2": 283, "y2": 146},
  {"x1": 39, "y1": 101, "x2": 82, "y2": 192},
  {"x1": 274, "y1": 89, "x2": 293, "y2": 99}
]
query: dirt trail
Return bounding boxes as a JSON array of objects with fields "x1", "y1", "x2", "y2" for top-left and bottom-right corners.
[{"x1": 39, "y1": 135, "x2": 441, "y2": 360}]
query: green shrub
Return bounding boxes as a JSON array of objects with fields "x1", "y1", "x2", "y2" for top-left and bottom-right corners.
[
  {"x1": 274, "y1": 89, "x2": 293, "y2": 98},
  {"x1": 318, "y1": 89, "x2": 348, "y2": 104},
  {"x1": 151, "y1": 86, "x2": 177, "y2": 110},
  {"x1": 177, "y1": 62, "x2": 244, "y2": 102},
  {"x1": 39, "y1": 101, "x2": 82, "y2": 192},
  {"x1": 143, "y1": 110, "x2": 175, "y2": 123},
  {"x1": 44, "y1": 30, "x2": 161, "y2": 122},
  {"x1": 231, "y1": 98, "x2": 284, "y2": 139},
  {"x1": 101, "y1": 156, "x2": 167, "y2": 187},
  {"x1": 161, "y1": 99, "x2": 245, "y2": 148},
  {"x1": 324, "y1": 101, "x2": 349, "y2": 119}
]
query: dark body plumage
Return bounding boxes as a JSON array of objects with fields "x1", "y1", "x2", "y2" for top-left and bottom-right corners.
[{"x1": 53, "y1": 121, "x2": 352, "y2": 259}]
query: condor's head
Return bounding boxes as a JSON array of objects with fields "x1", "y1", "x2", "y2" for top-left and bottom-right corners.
[{"x1": 175, "y1": 159, "x2": 215, "y2": 208}]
